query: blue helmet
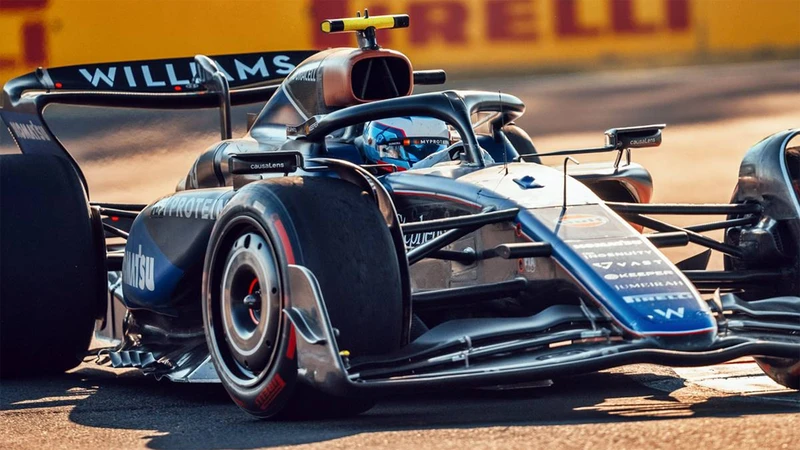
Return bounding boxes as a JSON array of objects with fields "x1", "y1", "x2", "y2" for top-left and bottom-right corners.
[{"x1": 361, "y1": 116, "x2": 450, "y2": 170}]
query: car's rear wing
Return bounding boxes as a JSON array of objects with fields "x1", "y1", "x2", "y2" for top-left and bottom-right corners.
[
  {"x1": 4, "y1": 50, "x2": 316, "y2": 100},
  {"x1": 0, "y1": 50, "x2": 318, "y2": 194},
  {"x1": 1, "y1": 49, "x2": 446, "y2": 111}
]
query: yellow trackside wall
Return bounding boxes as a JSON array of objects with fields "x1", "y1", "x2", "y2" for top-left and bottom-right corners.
[{"x1": 1, "y1": 0, "x2": 798, "y2": 85}]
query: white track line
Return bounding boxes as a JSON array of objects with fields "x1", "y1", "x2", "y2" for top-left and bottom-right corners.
[{"x1": 672, "y1": 358, "x2": 799, "y2": 403}]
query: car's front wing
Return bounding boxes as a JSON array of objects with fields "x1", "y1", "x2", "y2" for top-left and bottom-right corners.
[{"x1": 286, "y1": 264, "x2": 800, "y2": 396}]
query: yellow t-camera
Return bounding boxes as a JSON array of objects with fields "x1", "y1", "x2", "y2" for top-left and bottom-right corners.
[{"x1": 321, "y1": 14, "x2": 410, "y2": 34}]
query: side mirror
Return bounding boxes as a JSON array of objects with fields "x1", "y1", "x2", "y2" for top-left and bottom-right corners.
[{"x1": 605, "y1": 124, "x2": 665, "y2": 150}]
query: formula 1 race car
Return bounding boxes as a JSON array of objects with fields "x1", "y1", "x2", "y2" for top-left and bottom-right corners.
[{"x1": 1, "y1": 13, "x2": 798, "y2": 419}]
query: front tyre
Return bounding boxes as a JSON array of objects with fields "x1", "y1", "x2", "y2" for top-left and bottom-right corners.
[
  {"x1": 756, "y1": 357, "x2": 799, "y2": 390},
  {"x1": 503, "y1": 123, "x2": 538, "y2": 163},
  {"x1": 204, "y1": 217, "x2": 296, "y2": 418},
  {"x1": 203, "y1": 177, "x2": 405, "y2": 419},
  {"x1": 726, "y1": 143, "x2": 800, "y2": 389},
  {"x1": 725, "y1": 184, "x2": 800, "y2": 390}
]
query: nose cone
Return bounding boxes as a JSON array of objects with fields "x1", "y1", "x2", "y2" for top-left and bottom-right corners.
[{"x1": 647, "y1": 322, "x2": 718, "y2": 351}]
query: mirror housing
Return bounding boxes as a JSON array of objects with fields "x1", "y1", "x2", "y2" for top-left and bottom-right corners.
[{"x1": 605, "y1": 124, "x2": 665, "y2": 150}]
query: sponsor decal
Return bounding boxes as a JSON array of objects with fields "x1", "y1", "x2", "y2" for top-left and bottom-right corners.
[
  {"x1": 255, "y1": 374, "x2": 286, "y2": 410},
  {"x1": 250, "y1": 162, "x2": 287, "y2": 170},
  {"x1": 623, "y1": 292, "x2": 695, "y2": 304},
  {"x1": 150, "y1": 195, "x2": 228, "y2": 220},
  {"x1": 398, "y1": 212, "x2": 446, "y2": 248},
  {"x1": 572, "y1": 239, "x2": 644, "y2": 250},
  {"x1": 312, "y1": 0, "x2": 691, "y2": 48},
  {"x1": 7, "y1": 120, "x2": 50, "y2": 141},
  {"x1": 593, "y1": 260, "x2": 663, "y2": 270},
  {"x1": 556, "y1": 214, "x2": 609, "y2": 228},
  {"x1": 291, "y1": 66, "x2": 316, "y2": 82},
  {"x1": 73, "y1": 55, "x2": 297, "y2": 89},
  {"x1": 405, "y1": 230, "x2": 445, "y2": 248},
  {"x1": 0, "y1": 111, "x2": 60, "y2": 155},
  {"x1": 613, "y1": 280, "x2": 685, "y2": 291},
  {"x1": 654, "y1": 307, "x2": 685, "y2": 319},
  {"x1": 417, "y1": 138, "x2": 448, "y2": 145},
  {"x1": 629, "y1": 136, "x2": 658, "y2": 146},
  {"x1": 604, "y1": 270, "x2": 675, "y2": 281},
  {"x1": 122, "y1": 245, "x2": 155, "y2": 292},
  {"x1": 120, "y1": 227, "x2": 185, "y2": 311},
  {"x1": 582, "y1": 250, "x2": 652, "y2": 260}
]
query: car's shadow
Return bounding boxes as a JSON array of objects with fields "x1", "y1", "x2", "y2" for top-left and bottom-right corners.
[{"x1": 0, "y1": 364, "x2": 795, "y2": 449}]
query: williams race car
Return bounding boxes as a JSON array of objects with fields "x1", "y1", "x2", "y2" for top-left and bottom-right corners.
[{"x1": 1, "y1": 13, "x2": 798, "y2": 419}]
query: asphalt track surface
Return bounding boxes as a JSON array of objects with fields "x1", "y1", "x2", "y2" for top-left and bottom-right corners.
[
  {"x1": 1, "y1": 361, "x2": 798, "y2": 449},
  {"x1": 1, "y1": 60, "x2": 799, "y2": 449}
]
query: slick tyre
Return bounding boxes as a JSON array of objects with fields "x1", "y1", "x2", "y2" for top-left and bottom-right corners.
[
  {"x1": 755, "y1": 357, "x2": 799, "y2": 390},
  {"x1": 0, "y1": 155, "x2": 104, "y2": 378},
  {"x1": 203, "y1": 176, "x2": 404, "y2": 419},
  {"x1": 726, "y1": 183, "x2": 800, "y2": 390},
  {"x1": 504, "y1": 123, "x2": 539, "y2": 163}
]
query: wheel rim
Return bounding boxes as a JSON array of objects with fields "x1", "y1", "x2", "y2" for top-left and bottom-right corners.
[{"x1": 215, "y1": 228, "x2": 283, "y2": 386}]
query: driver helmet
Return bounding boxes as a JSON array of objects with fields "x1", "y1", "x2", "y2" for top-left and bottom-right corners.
[{"x1": 361, "y1": 116, "x2": 450, "y2": 170}]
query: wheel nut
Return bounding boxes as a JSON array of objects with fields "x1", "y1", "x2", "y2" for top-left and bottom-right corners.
[{"x1": 243, "y1": 294, "x2": 259, "y2": 308}]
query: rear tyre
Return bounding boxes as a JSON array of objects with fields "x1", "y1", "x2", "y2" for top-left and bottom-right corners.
[
  {"x1": 504, "y1": 123, "x2": 539, "y2": 163},
  {"x1": 0, "y1": 155, "x2": 104, "y2": 378},
  {"x1": 203, "y1": 176, "x2": 404, "y2": 419}
]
